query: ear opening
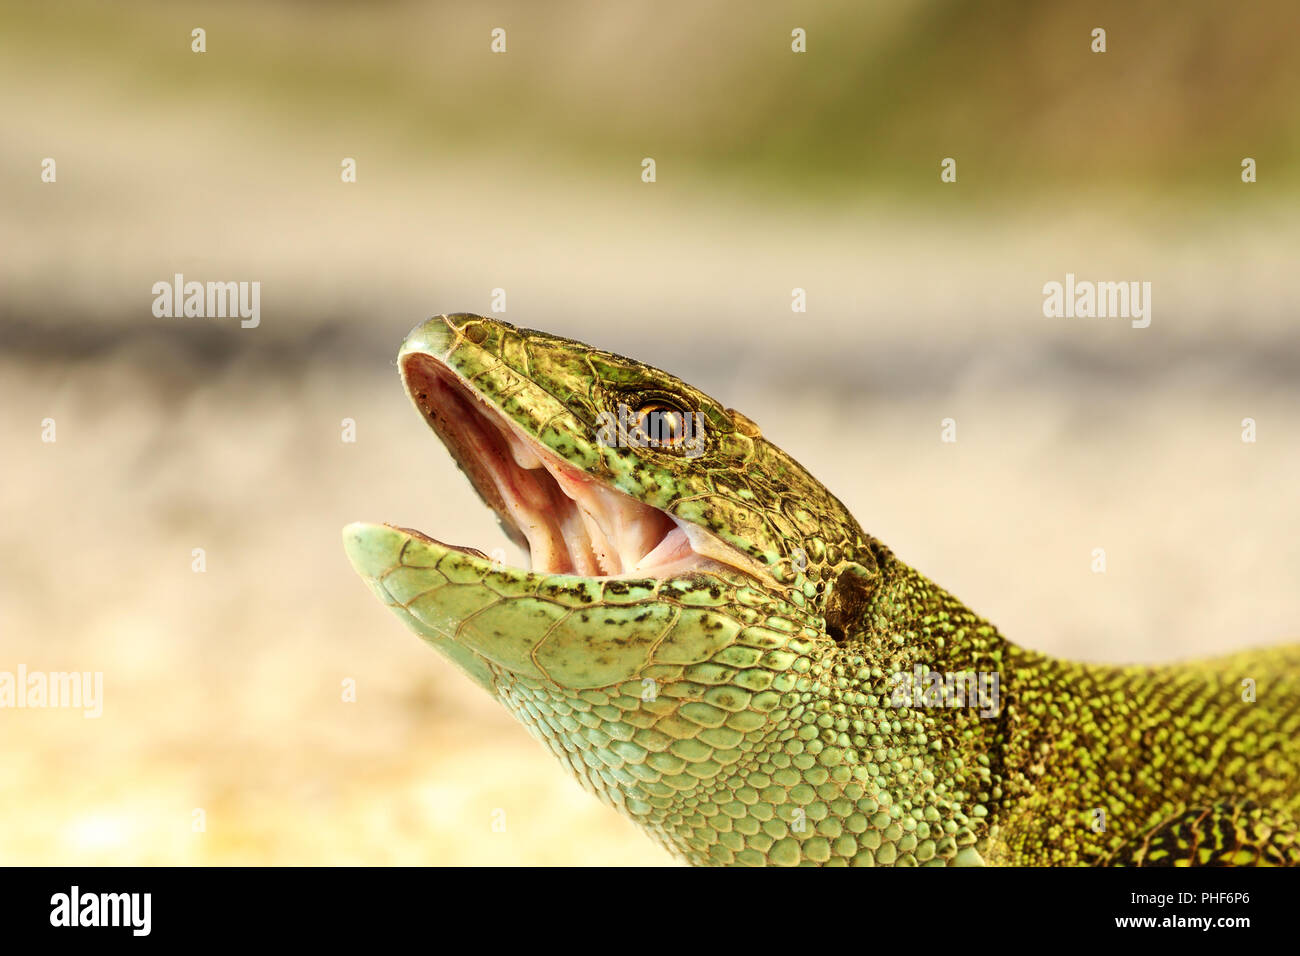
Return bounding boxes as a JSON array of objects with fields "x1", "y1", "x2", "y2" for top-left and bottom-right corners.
[{"x1": 823, "y1": 561, "x2": 876, "y2": 644}]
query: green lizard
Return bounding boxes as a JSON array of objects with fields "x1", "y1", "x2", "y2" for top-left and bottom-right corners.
[{"x1": 343, "y1": 313, "x2": 1300, "y2": 866}]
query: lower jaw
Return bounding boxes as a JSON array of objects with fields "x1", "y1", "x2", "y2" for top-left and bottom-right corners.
[
  {"x1": 344, "y1": 520, "x2": 753, "y2": 689},
  {"x1": 345, "y1": 515, "x2": 759, "y2": 671}
]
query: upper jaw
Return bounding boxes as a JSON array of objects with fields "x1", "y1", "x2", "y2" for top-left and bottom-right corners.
[{"x1": 397, "y1": 341, "x2": 734, "y2": 581}]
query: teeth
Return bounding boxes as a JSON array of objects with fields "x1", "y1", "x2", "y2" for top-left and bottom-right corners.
[{"x1": 578, "y1": 506, "x2": 619, "y2": 575}]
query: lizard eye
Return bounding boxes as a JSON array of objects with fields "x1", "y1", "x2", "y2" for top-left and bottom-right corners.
[{"x1": 633, "y1": 401, "x2": 691, "y2": 447}]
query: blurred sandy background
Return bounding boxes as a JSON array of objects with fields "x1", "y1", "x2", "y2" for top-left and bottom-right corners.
[{"x1": 2, "y1": 0, "x2": 1297, "y2": 864}]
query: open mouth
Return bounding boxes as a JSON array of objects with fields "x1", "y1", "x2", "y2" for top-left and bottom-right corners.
[{"x1": 398, "y1": 353, "x2": 716, "y2": 579}]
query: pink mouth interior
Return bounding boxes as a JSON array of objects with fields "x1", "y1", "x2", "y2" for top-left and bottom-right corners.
[{"x1": 401, "y1": 354, "x2": 706, "y2": 578}]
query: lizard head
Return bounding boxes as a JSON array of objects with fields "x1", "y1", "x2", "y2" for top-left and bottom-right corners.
[{"x1": 343, "y1": 314, "x2": 902, "y2": 864}]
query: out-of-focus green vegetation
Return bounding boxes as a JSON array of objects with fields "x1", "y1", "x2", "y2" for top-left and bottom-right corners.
[{"x1": 3, "y1": 0, "x2": 1296, "y2": 204}]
